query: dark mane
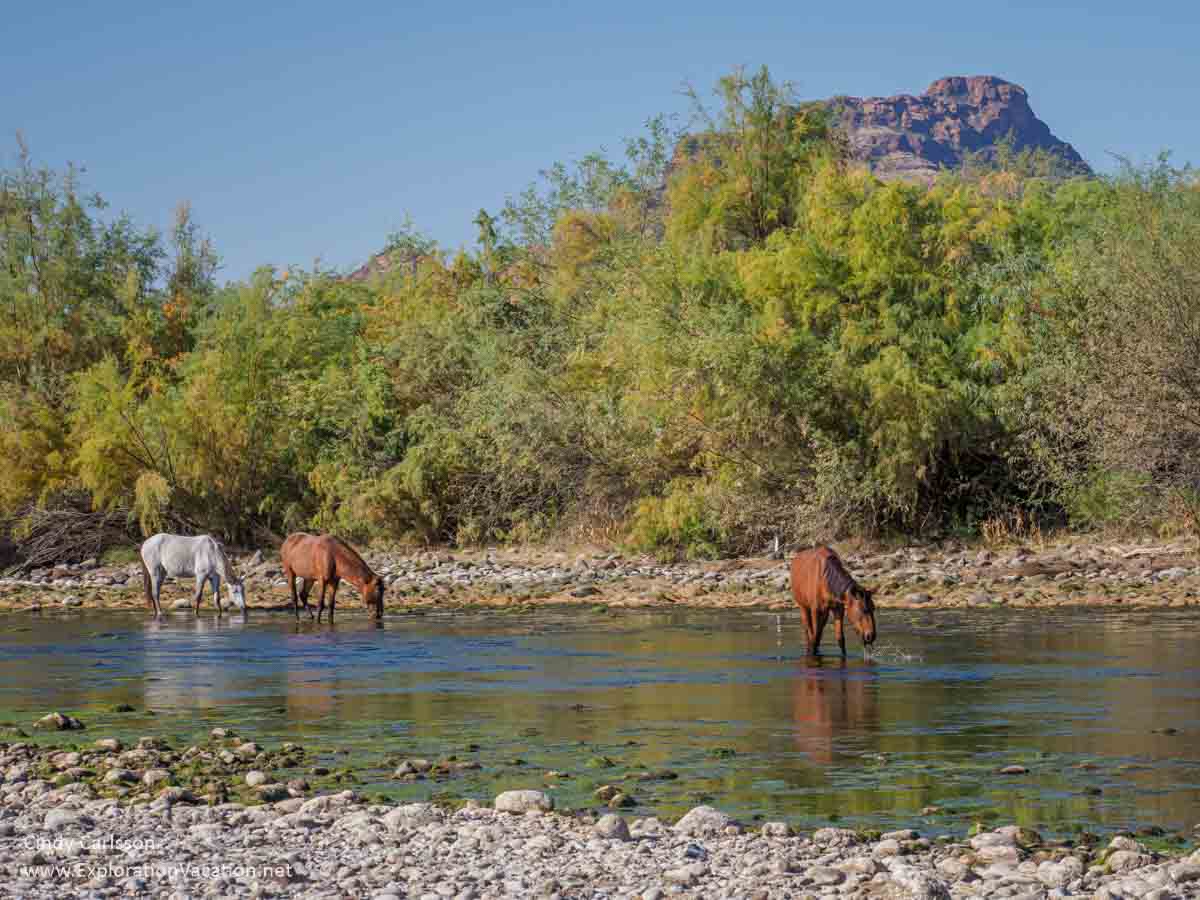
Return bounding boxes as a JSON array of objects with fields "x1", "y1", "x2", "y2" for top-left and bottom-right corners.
[
  {"x1": 822, "y1": 554, "x2": 859, "y2": 597},
  {"x1": 332, "y1": 536, "x2": 375, "y2": 580}
]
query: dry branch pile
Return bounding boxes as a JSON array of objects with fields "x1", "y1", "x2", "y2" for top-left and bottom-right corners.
[{"x1": 3, "y1": 494, "x2": 139, "y2": 572}]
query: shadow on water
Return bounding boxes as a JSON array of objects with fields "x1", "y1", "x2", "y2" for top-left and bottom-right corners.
[{"x1": 1, "y1": 606, "x2": 1199, "y2": 834}]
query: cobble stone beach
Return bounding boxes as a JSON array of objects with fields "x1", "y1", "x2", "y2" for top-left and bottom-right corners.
[
  {"x1": 3, "y1": 536, "x2": 1200, "y2": 613},
  {"x1": 4, "y1": 731, "x2": 1199, "y2": 900}
]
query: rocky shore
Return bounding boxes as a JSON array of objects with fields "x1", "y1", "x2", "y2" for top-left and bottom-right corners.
[
  {"x1": 2, "y1": 536, "x2": 1199, "y2": 614},
  {"x1": 0, "y1": 734, "x2": 1195, "y2": 900},
  {"x1": 3, "y1": 731, "x2": 1198, "y2": 900}
]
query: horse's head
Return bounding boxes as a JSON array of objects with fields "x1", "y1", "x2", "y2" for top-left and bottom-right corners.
[
  {"x1": 843, "y1": 586, "x2": 876, "y2": 645},
  {"x1": 227, "y1": 578, "x2": 247, "y2": 612},
  {"x1": 364, "y1": 576, "x2": 385, "y2": 620}
]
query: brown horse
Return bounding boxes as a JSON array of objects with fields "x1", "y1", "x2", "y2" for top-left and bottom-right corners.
[
  {"x1": 790, "y1": 546, "x2": 876, "y2": 656},
  {"x1": 280, "y1": 533, "x2": 384, "y2": 622}
]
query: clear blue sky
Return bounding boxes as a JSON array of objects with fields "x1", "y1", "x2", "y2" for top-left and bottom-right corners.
[{"x1": 6, "y1": 0, "x2": 1197, "y2": 282}]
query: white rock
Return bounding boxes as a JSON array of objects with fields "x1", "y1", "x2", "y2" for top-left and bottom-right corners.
[
  {"x1": 672, "y1": 805, "x2": 732, "y2": 836},
  {"x1": 382, "y1": 803, "x2": 443, "y2": 830},
  {"x1": 886, "y1": 863, "x2": 952, "y2": 900},
  {"x1": 494, "y1": 790, "x2": 553, "y2": 814},
  {"x1": 44, "y1": 809, "x2": 91, "y2": 830},
  {"x1": 1037, "y1": 856, "x2": 1084, "y2": 887}
]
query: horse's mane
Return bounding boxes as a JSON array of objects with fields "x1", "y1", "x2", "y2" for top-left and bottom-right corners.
[
  {"x1": 822, "y1": 553, "x2": 859, "y2": 597},
  {"x1": 331, "y1": 536, "x2": 376, "y2": 579},
  {"x1": 213, "y1": 540, "x2": 240, "y2": 583}
]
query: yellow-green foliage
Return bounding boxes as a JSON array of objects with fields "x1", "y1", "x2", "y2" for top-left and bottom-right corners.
[{"x1": 0, "y1": 71, "x2": 1193, "y2": 556}]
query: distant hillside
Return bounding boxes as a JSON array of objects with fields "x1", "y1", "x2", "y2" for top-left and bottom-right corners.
[{"x1": 830, "y1": 75, "x2": 1091, "y2": 180}]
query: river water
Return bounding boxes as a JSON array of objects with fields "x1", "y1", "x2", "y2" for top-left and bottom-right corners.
[{"x1": 1, "y1": 606, "x2": 1197, "y2": 836}]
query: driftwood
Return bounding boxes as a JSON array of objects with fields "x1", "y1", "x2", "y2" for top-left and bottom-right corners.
[{"x1": 2, "y1": 494, "x2": 144, "y2": 572}]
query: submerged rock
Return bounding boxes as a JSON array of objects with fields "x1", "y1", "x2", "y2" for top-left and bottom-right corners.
[{"x1": 34, "y1": 711, "x2": 84, "y2": 731}]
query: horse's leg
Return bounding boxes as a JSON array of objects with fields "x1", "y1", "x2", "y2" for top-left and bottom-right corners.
[
  {"x1": 299, "y1": 579, "x2": 313, "y2": 612},
  {"x1": 316, "y1": 580, "x2": 328, "y2": 624},
  {"x1": 192, "y1": 574, "x2": 206, "y2": 615},
  {"x1": 212, "y1": 574, "x2": 223, "y2": 616},
  {"x1": 835, "y1": 609, "x2": 846, "y2": 657},
  {"x1": 328, "y1": 578, "x2": 339, "y2": 621},
  {"x1": 285, "y1": 568, "x2": 299, "y2": 618},
  {"x1": 801, "y1": 606, "x2": 817, "y2": 655},
  {"x1": 812, "y1": 610, "x2": 829, "y2": 656},
  {"x1": 152, "y1": 569, "x2": 165, "y2": 617}
]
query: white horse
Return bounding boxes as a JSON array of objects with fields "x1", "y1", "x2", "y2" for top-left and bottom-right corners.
[{"x1": 139, "y1": 533, "x2": 246, "y2": 617}]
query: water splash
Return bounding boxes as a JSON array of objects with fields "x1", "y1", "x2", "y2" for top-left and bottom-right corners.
[{"x1": 864, "y1": 642, "x2": 925, "y2": 664}]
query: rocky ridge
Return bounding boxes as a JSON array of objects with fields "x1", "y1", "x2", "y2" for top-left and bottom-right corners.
[{"x1": 830, "y1": 75, "x2": 1091, "y2": 181}]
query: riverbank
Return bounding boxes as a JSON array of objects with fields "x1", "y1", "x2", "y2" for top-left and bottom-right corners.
[
  {"x1": 2, "y1": 535, "x2": 1199, "y2": 614},
  {"x1": 2, "y1": 734, "x2": 1198, "y2": 899}
]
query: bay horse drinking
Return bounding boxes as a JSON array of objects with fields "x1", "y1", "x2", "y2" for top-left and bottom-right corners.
[
  {"x1": 140, "y1": 533, "x2": 246, "y2": 617},
  {"x1": 790, "y1": 546, "x2": 876, "y2": 656},
  {"x1": 280, "y1": 533, "x2": 384, "y2": 622}
]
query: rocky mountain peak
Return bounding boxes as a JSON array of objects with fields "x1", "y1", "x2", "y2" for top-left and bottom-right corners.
[{"x1": 831, "y1": 75, "x2": 1090, "y2": 180}]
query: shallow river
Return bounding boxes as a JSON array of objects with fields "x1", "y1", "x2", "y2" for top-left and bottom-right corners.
[{"x1": 1, "y1": 606, "x2": 1197, "y2": 837}]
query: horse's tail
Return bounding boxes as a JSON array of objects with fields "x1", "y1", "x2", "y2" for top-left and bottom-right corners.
[{"x1": 139, "y1": 554, "x2": 155, "y2": 610}]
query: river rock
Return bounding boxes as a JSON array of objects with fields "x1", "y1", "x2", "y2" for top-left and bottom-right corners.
[
  {"x1": 1037, "y1": 856, "x2": 1084, "y2": 886},
  {"x1": 50, "y1": 751, "x2": 81, "y2": 770},
  {"x1": 662, "y1": 862, "x2": 707, "y2": 886},
  {"x1": 141, "y1": 769, "x2": 170, "y2": 787},
  {"x1": 1169, "y1": 862, "x2": 1200, "y2": 883},
  {"x1": 382, "y1": 803, "x2": 442, "y2": 830},
  {"x1": 593, "y1": 784, "x2": 621, "y2": 803},
  {"x1": 34, "y1": 711, "x2": 84, "y2": 731},
  {"x1": 886, "y1": 863, "x2": 952, "y2": 900},
  {"x1": 673, "y1": 805, "x2": 733, "y2": 836},
  {"x1": 299, "y1": 790, "x2": 359, "y2": 816},
  {"x1": 1107, "y1": 849, "x2": 1154, "y2": 872},
  {"x1": 874, "y1": 838, "x2": 902, "y2": 857},
  {"x1": 812, "y1": 827, "x2": 861, "y2": 848},
  {"x1": 256, "y1": 783, "x2": 289, "y2": 802},
  {"x1": 808, "y1": 866, "x2": 845, "y2": 886},
  {"x1": 45, "y1": 809, "x2": 93, "y2": 831},
  {"x1": 594, "y1": 813, "x2": 631, "y2": 841},
  {"x1": 970, "y1": 830, "x2": 1021, "y2": 864},
  {"x1": 244, "y1": 770, "x2": 269, "y2": 787},
  {"x1": 494, "y1": 790, "x2": 553, "y2": 813}
]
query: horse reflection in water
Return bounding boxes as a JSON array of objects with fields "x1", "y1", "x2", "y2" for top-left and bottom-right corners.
[
  {"x1": 791, "y1": 658, "x2": 878, "y2": 765},
  {"x1": 142, "y1": 615, "x2": 251, "y2": 712}
]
